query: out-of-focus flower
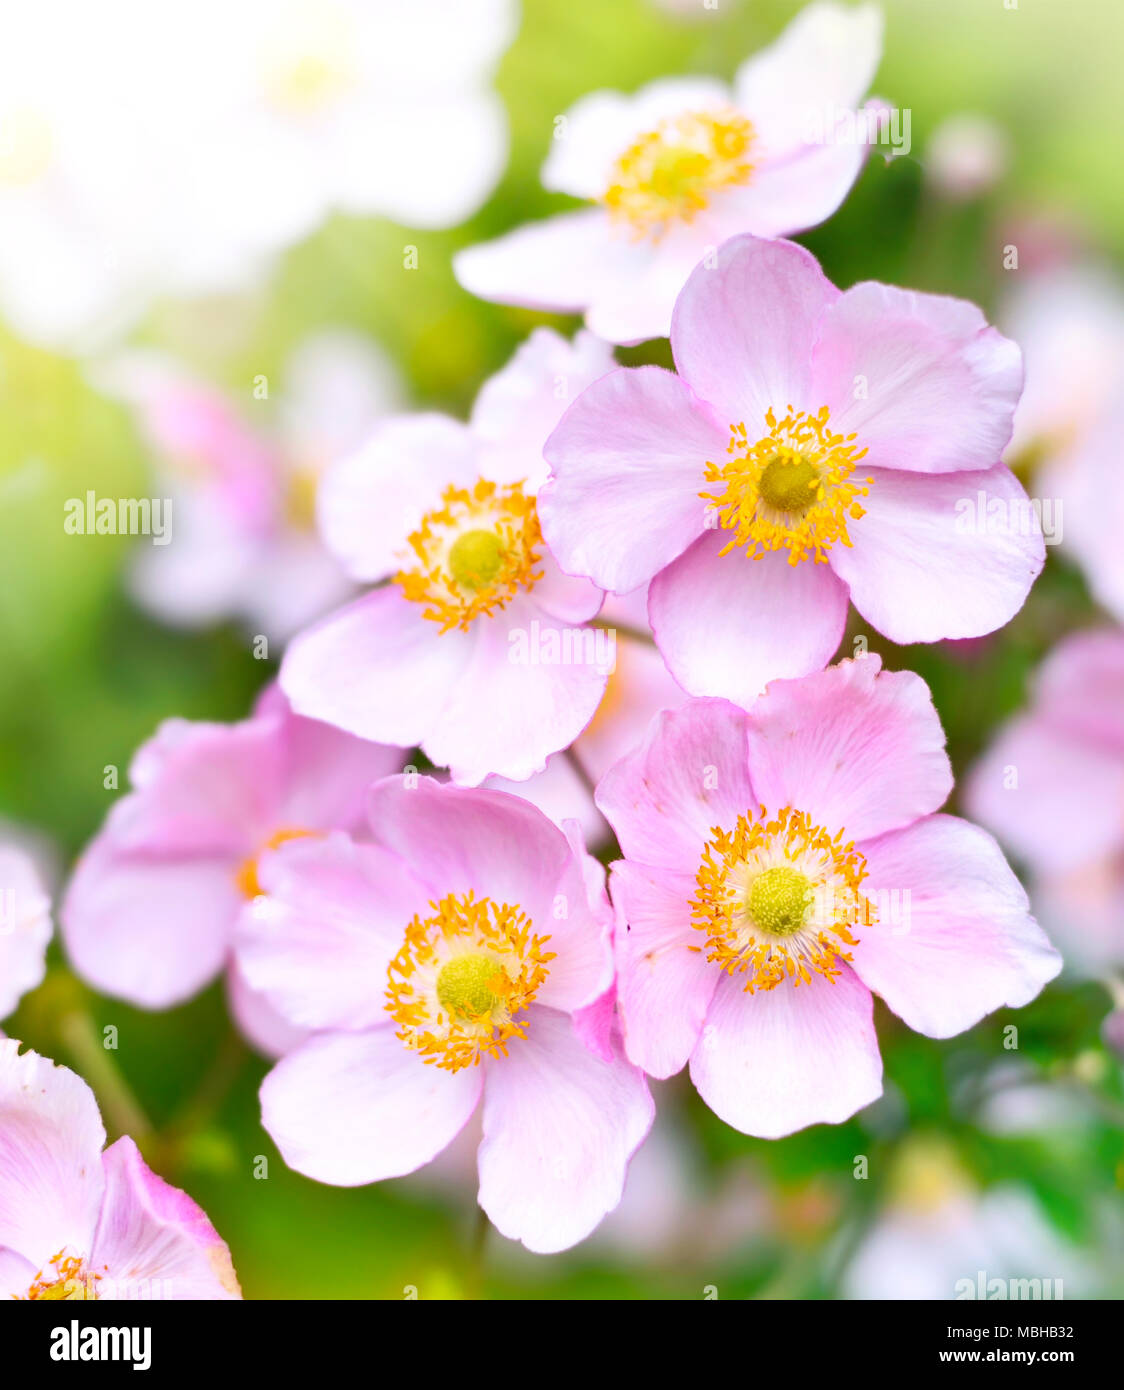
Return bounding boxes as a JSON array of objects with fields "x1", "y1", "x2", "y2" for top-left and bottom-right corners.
[
  {"x1": 281, "y1": 329, "x2": 617, "y2": 785},
  {"x1": 599, "y1": 656, "x2": 1061, "y2": 1137},
  {"x1": 96, "y1": 330, "x2": 400, "y2": 642},
  {"x1": 1002, "y1": 265, "x2": 1124, "y2": 621},
  {"x1": 541, "y1": 234, "x2": 1042, "y2": 706},
  {"x1": 0, "y1": 841, "x2": 51, "y2": 1023},
  {"x1": 238, "y1": 778, "x2": 654, "y2": 1254},
  {"x1": 923, "y1": 113, "x2": 1009, "y2": 200},
  {"x1": 966, "y1": 627, "x2": 1124, "y2": 975},
  {"x1": 0, "y1": 1041, "x2": 241, "y2": 1299},
  {"x1": 456, "y1": 1, "x2": 883, "y2": 344},
  {"x1": 843, "y1": 1136, "x2": 1092, "y2": 1300},
  {"x1": 0, "y1": 0, "x2": 516, "y2": 350},
  {"x1": 60, "y1": 684, "x2": 400, "y2": 1052}
]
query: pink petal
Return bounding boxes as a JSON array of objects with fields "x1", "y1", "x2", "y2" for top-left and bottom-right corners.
[
  {"x1": 0, "y1": 1042, "x2": 105, "y2": 1271},
  {"x1": 743, "y1": 655, "x2": 952, "y2": 843},
  {"x1": 0, "y1": 846, "x2": 51, "y2": 1020},
  {"x1": 62, "y1": 843, "x2": 241, "y2": 1008},
  {"x1": 477, "y1": 1006, "x2": 654, "y2": 1253},
  {"x1": 670, "y1": 235, "x2": 839, "y2": 431},
  {"x1": 648, "y1": 531, "x2": 848, "y2": 705},
  {"x1": 594, "y1": 698, "x2": 755, "y2": 875},
  {"x1": 483, "y1": 753, "x2": 607, "y2": 847},
  {"x1": 264, "y1": 692, "x2": 403, "y2": 832},
  {"x1": 610, "y1": 860, "x2": 719, "y2": 1078},
  {"x1": 810, "y1": 282, "x2": 1022, "y2": 473},
  {"x1": 280, "y1": 586, "x2": 473, "y2": 749},
  {"x1": 317, "y1": 414, "x2": 479, "y2": 582},
  {"x1": 225, "y1": 961, "x2": 309, "y2": 1060},
  {"x1": 829, "y1": 465, "x2": 1045, "y2": 644},
  {"x1": 574, "y1": 632, "x2": 690, "y2": 784},
  {"x1": 539, "y1": 365, "x2": 724, "y2": 592},
  {"x1": 91, "y1": 1137, "x2": 241, "y2": 1299},
  {"x1": 689, "y1": 967, "x2": 883, "y2": 1137},
  {"x1": 965, "y1": 713, "x2": 1124, "y2": 877},
  {"x1": 470, "y1": 327, "x2": 617, "y2": 491},
  {"x1": 851, "y1": 814, "x2": 1061, "y2": 1038},
  {"x1": 259, "y1": 1027, "x2": 482, "y2": 1185},
  {"x1": 236, "y1": 833, "x2": 429, "y2": 1032},
  {"x1": 422, "y1": 600, "x2": 607, "y2": 785}
]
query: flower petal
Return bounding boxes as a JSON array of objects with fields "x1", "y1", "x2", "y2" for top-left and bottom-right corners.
[
  {"x1": 851, "y1": 815, "x2": 1061, "y2": 1038},
  {"x1": 743, "y1": 655, "x2": 952, "y2": 842},
  {"x1": 810, "y1": 282, "x2": 1022, "y2": 473},
  {"x1": 0, "y1": 846, "x2": 51, "y2": 1021},
  {"x1": 829, "y1": 465, "x2": 1045, "y2": 644},
  {"x1": 317, "y1": 414, "x2": 479, "y2": 582},
  {"x1": 236, "y1": 833, "x2": 429, "y2": 1032},
  {"x1": 689, "y1": 967, "x2": 882, "y2": 1137},
  {"x1": 610, "y1": 860, "x2": 719, "y2": 1079},
  {"x1": 91, "y1": 1137, "x2": 240, "y2": 1299},
  {"x1": 260, "y1": 1028, "x2": 482, "y2": 1185},
  {"x1": 280, "y1": 587, "x2": 473, "y2": 749},
  {"x1": 0, "y1": 1042, "x2": 105, "y2": 1270},
  {"x1": 594, "y1": 697, "x2": 755, "y2": 875},
  {"x1": 648, "y1": 531, "x2": 848, "y2": 705},
  {"x1": 540, "y1": 365, "x2": 723, "y2": 592},
  {"x1": 477, "y1": 1006, "x2": 654, "y2": 1253},
  {"x1": 670, "y1": 234, "x2": 839, "y2": 430}
]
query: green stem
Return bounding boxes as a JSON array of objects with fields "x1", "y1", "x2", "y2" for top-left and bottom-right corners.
[{"x1": 58, "y1": 1008, "x2": 153, "y2": 1144}]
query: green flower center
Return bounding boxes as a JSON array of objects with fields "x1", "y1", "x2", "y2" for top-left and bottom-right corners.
[
  {"x1": 448, "y1": 528, "x2": 505, "y2": 592},
  {"x1": 435, "y1": 952, "x2": 510, "y2": 1020},
  {"x1": 747, "y1": 865, "x2": 814, "y2": 937},
  {"x1": 756, "y1": 454, "x2": 821, "y2": 514}
]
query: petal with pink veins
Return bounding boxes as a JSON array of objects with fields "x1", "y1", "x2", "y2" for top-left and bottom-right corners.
[
  {"x1": 648, "y1": 531, "x2": 848, "y2": 705},
  {"x1": 828, "y1": 465, "x2": 1045, "y2": 644},
  {"x1": 743, "y1": 655, "x2": 953, "y2": 842},
  {"x1": 91, "y1": 1137, "x2": 241, "y2": 1299},
  {"x1": 689, "y1": 967, "x2": 883, "y2": 1138},
  {"x1": 540, "y1": 365, "x2": 724, "y2": 592},
  {"x1": 477, "y1": 1006, "x2": 654, "y2": 1253},
  {"x1": 850, "y1": 815, "x2": 1061, "y2": 1038},
  {"x1": 260, "y1": 1028, "x2": 482, "y2": 1185}
]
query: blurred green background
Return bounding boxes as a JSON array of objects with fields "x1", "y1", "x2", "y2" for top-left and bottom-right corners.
[{"x1": 4, "y1": 0, "x2": 1124, "y2": 1298}]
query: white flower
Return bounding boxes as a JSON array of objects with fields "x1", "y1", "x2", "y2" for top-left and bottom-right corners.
[{"x1": 455, "y1": 1, "x2": 883, "y2": 343}]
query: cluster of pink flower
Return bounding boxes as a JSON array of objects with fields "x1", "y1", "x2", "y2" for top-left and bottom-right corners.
[{"x1": 10, "y1": 0, "x2": 1108, "y2": 1291}]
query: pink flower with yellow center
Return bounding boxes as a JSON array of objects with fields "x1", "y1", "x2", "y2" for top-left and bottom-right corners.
[
  {"x1": 236, "y1": 777, "x2": 654, "y2": 1254},
  {"x1": 540, "y1": 234, "x2": 1045, "y2": 707},
  {"x1": 455, "y1": 1, "x2": 884, "y2": 344},
  {"x1": 598, "y1": 657, "x2": 1061, "y2": 1137},
  {"x1": 280, "y1": 329, "x2": 617, "y2": 785},
  {"x1": 60, "y1": 683, "x2": 399, "y2": 1053},
  {"x1": 0, "y1": 1042, "x2": 240, "y2": 1300}
]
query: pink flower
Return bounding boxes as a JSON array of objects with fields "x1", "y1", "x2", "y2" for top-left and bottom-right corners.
[
  {"x1": 540, "y1": 234, "x2": 1044, "y2": 706},
  {"x1": 598, "y1": 656, "x2": 1060, "y2": 1137},
  {"x1": 280, "y1": 329, "x2": 616, "y2": 785},
  {"x1": 0, "y1": 1041, "x2": 240, "y2": 1299},
  {"x1": 455, "y1": 1, "x2": 883, "y2": 343},
  {"x1": 966, "y1": 628, "x2": 1124, "y2": 975},
  {"x1": 98, "y1": 331, "x2": 400, "y2": 642},
  {"x1": 0, "y1": 842, "x2": 51, "y2": 1024},
  {"x1": 60, "y1": 684, "x2": 399, "y2": 1044},
  {"x1": 236, "y1": 778, "x2": 654, "y2": 1254}
]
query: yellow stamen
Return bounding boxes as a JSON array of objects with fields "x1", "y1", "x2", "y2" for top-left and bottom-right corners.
[
  {"x1": 604, "y1": 108, "x2": 755, "y2": 240},
  {"x1": 236, "y1": 827, "x2": 317, "y2": 899},
  {"x1": 691, "y1": 805, "x2": 876, "y2": 992},
  {"x1": 23, "y1": 1252, "x2": 101, "y2": 1301},
  {"x1": 386, "y1": 891, "x2": 554, "y2": 1072},
  {"x1": 702, "y1": 406, "x2": 872, "y2": 565},
  {"x1": 396, "y1": 480, "x2": 544, "y2": 633}
]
